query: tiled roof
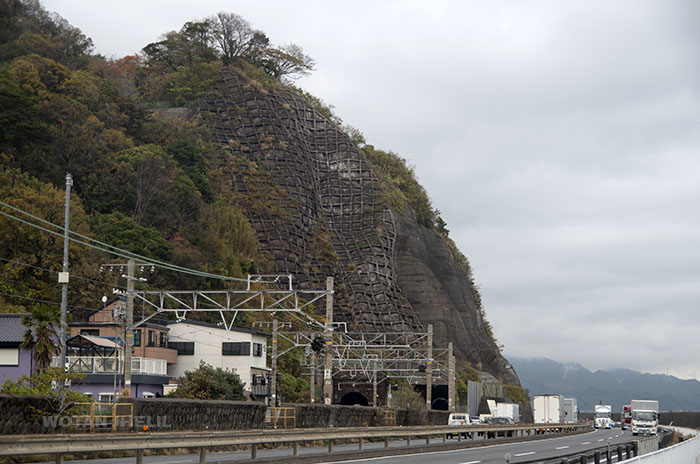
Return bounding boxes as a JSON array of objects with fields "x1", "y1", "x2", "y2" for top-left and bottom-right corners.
[{"x1": 0, "y1": 313, "x2": 29, "y2": 343}]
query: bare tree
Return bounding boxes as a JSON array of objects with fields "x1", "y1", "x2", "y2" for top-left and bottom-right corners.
[
  {"x1": 262, "y1": 43, "x2": 316, "y2": 81},
  {"x1": 210, "y1": 12, "x2": 255, "y2": 63}
]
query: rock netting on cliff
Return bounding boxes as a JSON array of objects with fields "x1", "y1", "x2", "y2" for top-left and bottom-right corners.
[{"x1": 199, "y1": 68, "x2": 518, "y2": 384}]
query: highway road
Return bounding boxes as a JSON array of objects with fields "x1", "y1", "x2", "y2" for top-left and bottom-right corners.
[
  {"x1": 47, "y1": 427, "x2": 633, "y2": 464},
  {"x1": 323, "y1": 428, "x2": 632, "y2": 464}
]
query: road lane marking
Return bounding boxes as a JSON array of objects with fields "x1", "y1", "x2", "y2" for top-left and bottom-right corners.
[
  {"x1": 321, "y1": 428, "x2": 599, "y2": 463},
  {"x1": 598, "y1": 438, "x2": 605, "y2": 441},
  {"x1": 514, "y1": 452, "x2": 535, "y2": 456},
  {"x1": 581, "y1": 442, "x2": 591, "y2": 445},
  {"x1": 555, "y1": 446, "x2": 569, "y2": 449},
  {"x1": 457, "y1": 461, "x2": 481, "y2": 464}
]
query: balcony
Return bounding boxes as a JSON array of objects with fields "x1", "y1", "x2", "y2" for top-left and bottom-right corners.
[{"x1": 51, "y1": 356, "x2": 167, "y2": 376}]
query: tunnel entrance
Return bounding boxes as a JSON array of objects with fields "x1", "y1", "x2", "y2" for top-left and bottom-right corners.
[{"x1": 339, "y1": 391, "x2": 369, "y2": 406}]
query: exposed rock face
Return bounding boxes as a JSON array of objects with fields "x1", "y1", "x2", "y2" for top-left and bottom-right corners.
[
  {"x1": 394, "y1": 210, "x2": 518, "y2": 384},
  {"x1": 199, "y1": 68, "x2": 518, "y2": 385}
]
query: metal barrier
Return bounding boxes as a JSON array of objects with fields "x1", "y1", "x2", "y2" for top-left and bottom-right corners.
[
  {"x1": 266, "y1": 407, "x2": 296, "y2": 429},
  {"x1": 620, "y1": 426, "x2": 700, "y2": 463},
  {"x1": 72, "y1": 403, "x2": 134, "y2": 432},
  {"x1": 0, "y1": 422, "x2": 591, "y2": 462}
]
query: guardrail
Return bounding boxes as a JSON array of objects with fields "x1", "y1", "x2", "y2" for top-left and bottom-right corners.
[
  {"x1": 620, "y1": 426, "x2": 700, "y2": 463},
  {"x1": 0, "y1": 422, "x2": 590, "y2": 463}
]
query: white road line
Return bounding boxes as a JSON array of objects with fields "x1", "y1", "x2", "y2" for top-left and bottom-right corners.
[
  {"x1": 598, "y1": 438, "x2": 605, "y2": 441},
  {"x1": 581, "y1": 441, "x2": 591, "y2": 445},
  {"x1": 555, "y1": 445, "x2": 569, "y2": 449},
  {"x1": 458, "y1": 461, "x2": 481, "y2": 464},
  {"x1": 514, "y1": 452, "x2": 535, "y2": 457}
]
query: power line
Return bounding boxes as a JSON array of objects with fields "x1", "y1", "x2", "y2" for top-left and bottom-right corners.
[
  {"x1": 0, "y1": 256, "x2": 126, "y2": 289},
  {"x1": 0, "y1": 201, "x2": 254, "y2": 282},
  {"x1": 0, "y1": 290, "x2": 98, "y2": 312}
]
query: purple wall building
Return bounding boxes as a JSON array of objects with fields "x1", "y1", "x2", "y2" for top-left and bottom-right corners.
[{"x1": 0, "y1": 314, "x2": 33, "y2": 384}]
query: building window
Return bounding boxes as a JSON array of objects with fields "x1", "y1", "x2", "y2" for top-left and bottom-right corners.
[
  {"x1": 99, "y1": 393, "x2": 115, "y2": 403},
  {"x1": 159, "y1": 332, "x2": 167, "y2": 348},
  {"x1": 169, "y1": 341, "x2": 195, "y2": 355},
  {"x1": 222, "y1": 342, "x2": 250, "y2": 356},
  {"x1": 80, "y1": 329, "x2": 100, "y2": 336},
  {"x1": 253, "y1": 342, "x2": 263, "y2": 357},
  {"x1": 252, "y1": 375, "x2": 266, "y2": 386},
  {"x1": 133, "y1": 329, "x2": 141, "y2": 347},
  {"x1": 0, "y1": 347, "x2": 19, "y2": 366},
  {"x1": 147, "y1": 330, "x2": 156, "y2": 347}
]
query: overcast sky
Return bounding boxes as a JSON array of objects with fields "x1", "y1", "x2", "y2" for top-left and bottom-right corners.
[{"x1": 41, "y1": 0, "x2": 700, "y2": 380}]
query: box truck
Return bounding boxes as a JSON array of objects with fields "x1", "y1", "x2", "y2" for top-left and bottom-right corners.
[
  {"x1": 495, "y1": 402, "x2": 520, "y2": 423},
  {"x1": 631, "y1": 400, "x2": 658, "y2": 436},
  {"x1": 594, "y1": 404, "x2": 612, "y2": 429},
  {"x1": 533, "y1": 394, "x2": 564, "y2": 424}
]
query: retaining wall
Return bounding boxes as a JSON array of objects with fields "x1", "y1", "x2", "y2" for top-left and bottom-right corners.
[{"x1": 0, "y1": 395, "x2": 450, "y2": 434}]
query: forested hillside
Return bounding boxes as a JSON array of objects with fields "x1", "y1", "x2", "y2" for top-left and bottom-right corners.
[{"x1": 0, "y1": 0, "x2": 520, "y2": 389}]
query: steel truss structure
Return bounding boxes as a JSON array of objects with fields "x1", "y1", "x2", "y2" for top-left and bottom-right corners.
[
  {"x1": 131, "y1": 275, "x2": 330, "y2": 330},
  {"x1": 275, "y1": 330, "x2": 451, "y2": 386}
]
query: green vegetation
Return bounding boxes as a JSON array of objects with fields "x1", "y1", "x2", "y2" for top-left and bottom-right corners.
[
  {"x1": 0, "y1": 2, "x2": 270, "y2": 318},
  {"x1": 21, "y1": 305, "x2": 60, "y2": 373},
  {"x1": 456, "y1": 364, "x2": 482, "y2": 407},
  {"x1": 167, "y1": 361, "x2": 244, "y2": 401},
  {"x1": 0, "y1": 368, "x2": 90, "y2": 415},
  {"x1": 504, "y1": 384, "x2": 530, "y2": 407}
]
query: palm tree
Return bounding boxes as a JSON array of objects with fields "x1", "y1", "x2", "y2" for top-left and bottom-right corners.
[{"x1": 21, "y1": 305, "x2": 60, "y2": 373}]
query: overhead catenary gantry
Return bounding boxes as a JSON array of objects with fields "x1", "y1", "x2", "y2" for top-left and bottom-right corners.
[
  {"x1": 131, "y1": 274, "x2": 331, "y2": 331},
  {"x1": 265, "y1": 324, "x2": 457, "y2": 408},
  {"x1": 109, "y1": 262, "x2": 335, "y2": 405}
]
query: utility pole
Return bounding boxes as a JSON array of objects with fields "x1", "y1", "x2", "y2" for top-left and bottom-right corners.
[
  {"x1": 448, "y1": 342, "x2": 455, "y2": 411},
  {"x1": 124, "y1": 259, "x2": 135, "y2": 397},
  {"x1": 58, "y1": 173, "x2": 72, "y2": 370},
  {"x1": 323, "y1": 277, "x2": 334, "y2": 405},
  {"x1": 372, "y1": 360, "x2": 378, "y2": 407},
  {"x1": 271, "y1": 319, "x2": 278, "y2": 406},
  {"x1": 309, "y1": 352, "x2": 316, "y2": 403},
  {"x1": 426, "y1": 324, "x2": 433, "y2": 410}
]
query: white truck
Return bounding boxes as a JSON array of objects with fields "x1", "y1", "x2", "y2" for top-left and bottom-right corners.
[
  {"x1": 631, "y1": 399, "x2": 659, "y2": 436},
  {"x1": 495, "y1": 402, "x2": 520, "y2": 423},
  {"x1": 533, "y1": 394, "x2": 564, "y2": 424},
  {"x1": 594, "y1": 404, "x2": 612, "y2": 429}
]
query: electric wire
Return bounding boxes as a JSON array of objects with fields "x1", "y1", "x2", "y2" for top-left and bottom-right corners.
[
  {"x1": 0, "y1": 256, "x2": 127, "y2": 289},
  {"x1": 0, "y1": 290, "x2": 100, "y2": 312},
  {"x1": 0, "y1": 204, "x2": 258, "y2": 282}
]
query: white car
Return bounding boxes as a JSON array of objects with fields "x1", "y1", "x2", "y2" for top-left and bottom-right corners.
[{"x1": 447, "y1": 413, "x2": 472, "y2": 439}]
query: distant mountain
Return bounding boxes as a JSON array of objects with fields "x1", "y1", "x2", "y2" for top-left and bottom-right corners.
[{"x1": 510, "y1": 357, "x2": 700, "y2": 412}]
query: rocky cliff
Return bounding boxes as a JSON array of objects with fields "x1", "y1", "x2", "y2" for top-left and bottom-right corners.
[{"x1": 199, "y1": 68, "x2": 518, "y2": 385}]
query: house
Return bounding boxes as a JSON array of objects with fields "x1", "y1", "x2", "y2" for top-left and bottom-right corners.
[
  {"x1": 0, "y1": 313, "x2": 32, "y2": 384},
  {"x1": 55, "y1": 298, "x2": 177, "y2": 400},
  {"x1": 166, "y1": 320, "x2": 270, "y2": 399}
]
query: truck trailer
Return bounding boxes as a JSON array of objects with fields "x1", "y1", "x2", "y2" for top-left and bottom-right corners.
[
  {"x1": 533, "y1": 394, "x2": 564, "y2": 424},
  {"x1": 631, "y1": 400, "x2": 659, "y2": 436}
]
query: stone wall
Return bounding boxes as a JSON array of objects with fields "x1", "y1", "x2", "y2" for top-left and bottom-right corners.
[
  {"x1": 0, "y1": 395, "x2": 450, "y2": 434},
  {"x1": 0, "y1": 394, "x2": 58, "y2": 434},
  {"x1": 125, "y1": 398, "x2": 267, "y2": 431}
]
